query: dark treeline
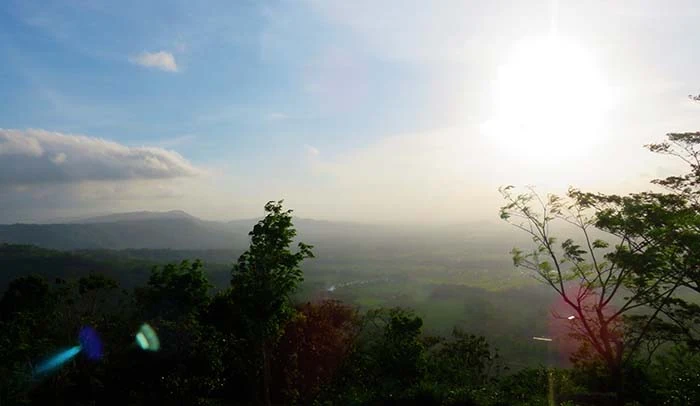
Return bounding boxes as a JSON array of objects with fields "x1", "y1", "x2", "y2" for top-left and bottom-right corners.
[
  {"x1": 0, "y1": 201, "x2": 696, "y2": 406},
  {"x1": 0, "y1": 202, "x2": 511, "y2": 406}
]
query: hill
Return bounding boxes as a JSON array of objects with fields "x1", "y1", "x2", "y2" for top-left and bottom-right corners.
[
  {"x1": 0, "y1": 243, "x2": 555, "y2": 369},
  {"x1": 0, "y1": 244, "x2": 157, "y2": 291},
  {"x1": 71, "y1": 210, "x2": 199, "y2": 224},
  {"x1": 0, "y1": 217, "x2": 243, "y2": 250},
  {"x1": 0, "y1": 211, "x2": 524, "y2": 254}
]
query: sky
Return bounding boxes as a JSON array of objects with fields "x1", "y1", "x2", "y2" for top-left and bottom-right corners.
[{"x1": 1, "y1": 0, "x2": 700, "y2": 224}]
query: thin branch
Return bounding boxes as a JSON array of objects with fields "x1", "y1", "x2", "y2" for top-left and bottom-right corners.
[{"x1": 623, "y1": 275, "x2": 685, "y2": 366}]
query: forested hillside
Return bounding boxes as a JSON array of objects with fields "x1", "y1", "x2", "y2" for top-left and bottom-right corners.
[
  {"x1": 0, "y1": 243, "x2": 554, "y2": 369},
  {"x1": 0, "y1": 244, "x2": 154, "y2": 290},
  {"x1": 3, "y1": 187, "x2": 698, "y2": 405}
]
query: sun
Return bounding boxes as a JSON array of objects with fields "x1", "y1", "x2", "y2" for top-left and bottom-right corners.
[{"x1": 482, "y1": 36, "x2": 614, "y2": 161}]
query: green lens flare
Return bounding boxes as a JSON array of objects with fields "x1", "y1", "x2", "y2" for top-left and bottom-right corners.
[
  {"x1": 135, "y1": 323, "x2": 160, "y2": 351},
  {"x1": 135, "y1": 332, "x2": 149, "y2": 349}
]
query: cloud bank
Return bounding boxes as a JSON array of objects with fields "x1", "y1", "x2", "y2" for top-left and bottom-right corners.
[
  {"x1": 129, "y1": 51, "x2": 178, "y2": 72},
  {"x1": 0, "y1": 129, "x2": 202, "y2": 185}
]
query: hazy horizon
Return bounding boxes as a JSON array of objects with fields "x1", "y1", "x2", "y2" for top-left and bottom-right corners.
[
  {"x1": 2, "y1": 0, "x2": 699, "y2": 224},
  {"x1": 3, "y1": 208, "x2": 511, "y2": 229}
]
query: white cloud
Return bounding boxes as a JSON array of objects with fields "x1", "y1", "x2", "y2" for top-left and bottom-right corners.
[
  {"x1": 50, "y1": 152, "x2": 67, "y2": 164},
  {"x1": 0, "y1": 129, "x2": 219, "y2": 223},
  {"x1": 304, "y1": 144, "x2": 320, "y2": 157},
  {"x1": 129, "y1": 51, "x2": 178, "y2": 72},
  {"x1": 0, "y1": 131, "x2": 44, "y2": 156},
  {"x1": 0, "y1": 128, "x2": 203, "y2": 185}
]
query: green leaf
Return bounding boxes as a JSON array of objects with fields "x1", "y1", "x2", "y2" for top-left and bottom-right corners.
[
  {"x1": 592, "y1": 239, "x2": 609, "y2": 249},
  {"x1": 538, "y1": 261, "x2": 553, "y2": 272}
]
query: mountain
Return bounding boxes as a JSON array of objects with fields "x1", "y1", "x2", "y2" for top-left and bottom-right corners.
[
  {"x1": 0, "y1": 211, "x2": 244, "y2": 250},
  {"x1": 72, "y1": 210, "x2": 199, "y2": 224},
  {"x1": 0, "y1": 210, "x2": 524, "y2": 254}
]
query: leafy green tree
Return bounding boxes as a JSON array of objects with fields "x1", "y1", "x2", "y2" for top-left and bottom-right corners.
[
  {"x1": 426, "y1": 328, "x2": 502, "y2": 391},
  {"x1": 136, "y1": 259, "x2": 211, "y2": 319},
  {"x1": 230, "y1": 200, "x2": 314, "y2": 405},
  {"x1": 413, "y1": 328, "x2": 503, "y2": 406},
  {"x1": 313, "y1": 307, "x2": 429, "y2": 404},
  {"x1": 77, "y1": 273, "x2": 119, "y2": 315},
  {"x1": 271, "y1": 300, "x2": 360, "y2": 404},
  {"x1": 377, "y1": 308, "x2": 426, "y2": 392},
  {"x1": 492, "y1": 367, "x2": 553, "y2": 406},
  {"x1": 500, "y1": 187, "x2": 672, "y2": 386},
  {"x1": 0, "y1": 275, "x2": 56, "y2": 405},
  {"x1": 0, "y1": 273, "x2": 129, "y2": 405},
  {"x1": 500, "y1": 127, "x2": 700, "y2": 402},
  {"x1": 572, "y1": 132, "x2": 700, "y2": 349},
  {"x1": 650, "y1": 345, "x2": 700, "y2": 404},
  {"x1": 0, "y1": 274, "x2": 53, "y2": 320},
  {"x1": 127, "y1": 259, "x2": 220, "y2": 405}
]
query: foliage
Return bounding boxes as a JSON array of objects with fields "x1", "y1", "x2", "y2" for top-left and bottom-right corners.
[
  {"x1": 0, "y1": 272, "x2": 128, "y2": 405},
  {"x1": 228, "y1": 200, "x2": 314, "y2": 405},
  {"x1": 650, "y1": 345, "x2": 700, "y2": 405},
  {"x1": 136, "y1": 259, "x2": 212, "y2": 319},
  {"x1": 271, "y1": 300, "x2": 360, "y2": 404},
  {"x1": 425, "y1": 328, "x2": 502, "y2": 391},
  {"x1": 571, "y1": 132, "x2": 700, "y2": 350},
  {"x1": 0, "y1": 243, "x2": 160, "y2": 291},
  {"x1": 230, "y1": 200, "x2": 314, "y2": 341},
  {"x1": 499, "y1": 186, "x2": 665, "y2": 385},
  {"x1": 1, "y1": 192, "x2": 696, "y2": 404},
  {"x1": 500, "y1": 125, "x2": 700, "y2": 402}
]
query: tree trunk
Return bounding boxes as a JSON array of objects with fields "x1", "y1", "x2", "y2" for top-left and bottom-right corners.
[
  {"x1": 262, "y1": 342, "x2": 272, "y2": 406},
  {"x1": 609, "y1": 364, "x2": 625, "y2": 406}
]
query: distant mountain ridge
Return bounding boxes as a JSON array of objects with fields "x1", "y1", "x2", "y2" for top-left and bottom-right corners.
[
  {"x1": 0, "y1": 219, "x2": 239, "y2": 250},
  {"x1": 72, "y1": 210, "x2": 200, "y2": 224},
  {"x1": 0, "y1": 209, "x2": 519, "y2": 252},
  {"x1": 0, "y1": 210, "x2": 245, "y2": 250}
]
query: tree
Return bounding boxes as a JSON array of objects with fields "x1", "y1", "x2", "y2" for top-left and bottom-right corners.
[
  {"x1": 136, "y1": 259, "x2": 211, "y2": 320},
  {"x1": 347, "y1": 307, "x2": 427, "y2": 402},
  {"x1": 271, "y1": 300, "x2": 360, "y2": 404},
  {"x1": 125, "y1": 260, "x2": 221, "y2": 404},
  {"x1": 377, "y1": 308, "x2": 426, "y2": 392},
  {"x1": 0, "y1": 275, "x2": 53, "y2": 320},
  {"x1": 230, "y1": 200, "x2": 314, "y2": 405},
  {"x1": 0, "y1": 275, "x2": 56, "y2": 405},
  {"x1": 499, "y1": 186, "x2": 680, "y2": 399},
  {"x1": 650, "y1": 344, "x2": 700, "y2": 404},
  {"x1": 572, "y1": 132, "x2": 700, "y2": 349},
  {"x1": 426, "y1": 328, "x2": 501, "y2": 390},
  {"x1": 77, "y1": 273, "x2": 119, "y2": 317},
  {"x1": 0, "y1": 273, "x2": 128, "y2": 405}
]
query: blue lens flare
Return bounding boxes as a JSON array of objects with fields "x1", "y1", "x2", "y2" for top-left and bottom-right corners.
[
  {"x1": 78, "y1": 326, "x2": 103, "y2": 360},
  {"x1": 35, "y1": 346, "x2": 82, "y2": 375}
]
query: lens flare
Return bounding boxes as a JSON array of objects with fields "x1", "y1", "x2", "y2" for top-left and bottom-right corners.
[
  {"x1": 79, "y1": 326, "x2": 103, "y2": 360},
  {"x1": 35, "y1": 346, "x2": 82, "y2": 375},
  {"x1": 135, "y1": 323, "x2": 160, "y2": 351}
]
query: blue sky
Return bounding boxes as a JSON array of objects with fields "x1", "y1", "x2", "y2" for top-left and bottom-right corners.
[
  {"x1": 0, "y1": 1, "x2": 443, "y2": 162},
  {"x1": 1, "y1": 0, "x2": 700, "y2": 223}
]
